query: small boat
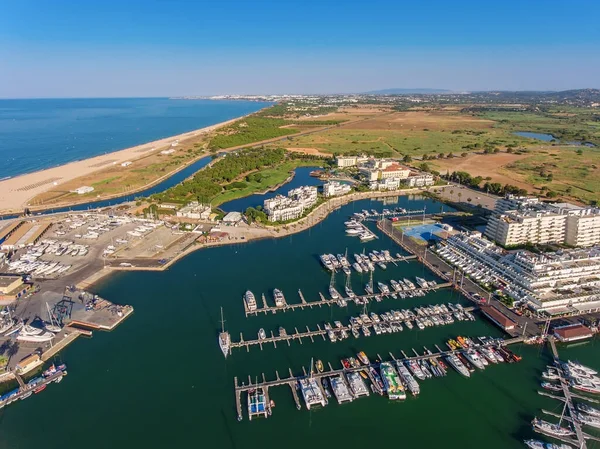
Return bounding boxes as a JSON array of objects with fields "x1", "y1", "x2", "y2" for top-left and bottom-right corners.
[
  {"x1": 541, "y1": 382, "x2": 562, "y2": 392},
  {"x1": 33, "y1": 384, "x2": 47, "y2": 394},
  {"x1": 316, "y1": 360, "x2": 324, "y2": 373},
  {"x1": 258, "y1": 328, "x2": 267, "y2": 340},
  {"x1": 341, "y1": 359, "x2": 351, "y2": 369}
]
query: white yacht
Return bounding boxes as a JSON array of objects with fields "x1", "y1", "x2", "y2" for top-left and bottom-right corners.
[
  {"x1": 273, "y1": 289, "x2": 286, "y2": 307},
  {"x1": 532, "y1": 418, "x2": 574, "y2": 437},
  {"x1": 396, "y1": 362, "x2": 420, "y2": 395},
  {"x1": 258, "y1": 328, "x2": 267, "y2": 340},
  {"x1": 377, "y1": 282, "x2": 390, "y2": 294},
  {"x1": 244, "y1": 290, "x2": 257, "y2": 312},
  {"x1": 352, "y1": 262, "x2": 363, "y2": 273},
  {"x1": 218, "y1": 307, "x2": 230, "y2": 358},
  {"x1": 463, "y1": 350, "x2": 486, "y2": 370},
  {"x1": 330, "y1": 375, "x2": 354, "y2": 404},
  {"x1": 446, "y1": 354, "x2": 470, "y2": 377},
  {"x1": 16, "y1": 325, "x2": 55, "y2": 343},
  {"x1": 345, "y1": 371, "x2": 370, "y2": 397},
  {"x1": 329, "y1": 287, "x2": 340, "y2": 300}
]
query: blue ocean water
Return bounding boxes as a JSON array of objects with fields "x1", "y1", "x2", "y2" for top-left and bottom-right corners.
[{"x1": 0, "y1": 98, "x2": 271, "y2": 179}]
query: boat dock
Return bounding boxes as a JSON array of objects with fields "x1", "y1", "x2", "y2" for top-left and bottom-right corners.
[
  {"x1": 233, "y1": 336, "x2": 524, "y2": 420},
  {"x1": 0, "y1": 370, "x2": 66, "y2": 408},
  {"x1": 232, "y1": 305, "x2": 476, "y2": 352},
  {"x1": 532, "y1": 338, "x2": 600, "y2": 448},
  {"x1": 243, "y1": 283, "x2": 451, "y2": 317}
]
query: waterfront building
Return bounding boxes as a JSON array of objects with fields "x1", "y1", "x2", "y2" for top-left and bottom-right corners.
[
  {"x1": 15, "y1": 353, "x2": 42, "y2": 375},
  {"x1": 222, "y1": 212, "x2": 243, "y2": 224},
  {"x1": 335, "y1": 155, "x2": 369, "y2": 167},
  {"x1": 480, "y1": 305, "x2": 516, "y2": 331},
  {"x1": 322, "y1": 181, "x2": 352, "y2": 197},
  {"x1": 405, "y1": 173, "x2": 435, "y2": 187},
  {"x1": 436, "y1": 231, "x2": 600, "y2": 314},
  {"x1": 264, "y1": 186, "x2": 318, "y2": 222},
  {"x1": 553, "y1": 323, "x2": 594, "y2": 342},
  {"x1": 359, "y1": 159, "x2": 411, "y2": 182},
  {"x1": 0, "y1": 275, "x2": 30, "y2": 302},
  {"x1": 485, "y1": 195, "x2": 600, "y2": 247},
  {"x1": 369, "y1": 177, "x2": 401, "y2": 191},
  {"x1": 176, "y1": 201, "x2": 211, "y2": 220}
]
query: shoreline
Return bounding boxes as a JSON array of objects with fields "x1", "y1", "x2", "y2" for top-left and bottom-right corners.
[
  {"x1": 79, "y1": 188, "x2": 425, "y2": 289},
  {"x1": 0, "y1": 111, "x2": 260, "y2": 215}
]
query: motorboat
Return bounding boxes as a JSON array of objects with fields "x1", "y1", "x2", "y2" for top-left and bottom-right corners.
[{"x1": 16, "y1": 325, "x2": 55, "y2": 343}]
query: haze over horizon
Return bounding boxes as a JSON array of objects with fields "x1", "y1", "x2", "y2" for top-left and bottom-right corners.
[{"x1": 1, "y1": 0, "x2": 599, "y2": 99}]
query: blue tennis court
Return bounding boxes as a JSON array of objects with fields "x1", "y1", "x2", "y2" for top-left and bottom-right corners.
[{"x1": 403, "y1": 223, "x2": 445, "y2": 243}]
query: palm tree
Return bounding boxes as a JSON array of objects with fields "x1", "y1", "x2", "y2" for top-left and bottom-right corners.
[
  {"x1": 458, "y1": 192, "x2": 462, "y2": 202},
  {"x1": 449, "y1": 189, "x2": 454, "y2": 200}
]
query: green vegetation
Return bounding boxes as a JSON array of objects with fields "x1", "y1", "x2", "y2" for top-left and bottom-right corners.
[
  {"x1": 245, "y1": 206, "x2": 268, "y2": 223},
  {"x1": 153, "y1": 147, "x2": 286, "y2": 204},
  {"x1": 209, "y1": 117, "x2": 298, "y2": 149}
]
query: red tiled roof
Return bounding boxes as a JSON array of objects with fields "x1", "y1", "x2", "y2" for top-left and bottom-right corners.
[
  {"x1": 481, "y1": 305, "x2": 516, "y2": 330},
  {"x1": 554, "y1": 324, "x2": 593, "y2": 339}
]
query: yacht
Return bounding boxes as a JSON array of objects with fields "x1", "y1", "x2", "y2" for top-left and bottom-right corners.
[
  {"x1": 405, "y1": 360, "x2": 426, "y2": 381},
  {"x1": 352, "y1": 262, "x2": 363, "y2": 273},
  {"x1": 346, "y1": 228, "x2": 363, "y2": 235},
  {"x1": 567, "y1": 360, "x2": 597, "y2": 375},
  {"x1": 342, "y1": 266, "x2": 351, "y2": 276},
  {"x1": 218, "y1": 308, "x2": 230, "y2": 358},
  {"x1": 531, "y1": 418, "x2": 574, "y2": 437},
  {"x1": 377, "y1": 262, "x2": 387, "y2": 270},
  {"x1": 244, "y1": 290, "x2": 257, "y2": 312},
  {"x1": 16, "y1": 325, "x2": 55, "y2": 343},
  {"x1": 377, "y1": 282, "x2": 390, "y2": 294},
  {"x1": 578, "y1": 412, "x2": 600, "y2": 429},
  {"x1": 571, "y1": 377, "x2": 600, "y2": 394},
  {"x1": 396, "y1": 362, "x2": 420, "y2": 396},
  {"x1": 319, "y1": 254, "x2": 335, "y2": 271},
  {"x1": 273, "y1": 289, "x2": 286, "y2": 307},
  {"x1": 577, "y1": 403, "x2": 600, "y2": 417},
  {"x1": 1, "y1": 318, "x2": 23, "y2": 336},
  {"x1": 463, "y1": 350, "x2": 486, "y2": 370},
  {"x1": 365, "y1": 283, "x2": 373, "y2": 295},
  {"x1": 415, "y1": 277, "x2": 429, "y2": 289},
  {"x1": 345, "y1": 286, "x2": 355, "y2": 298},
  {"x1": 446, "y1": 354, "x2": 470, "y2": 377},
  {"x1": 389, "y1": 280, "x2": 401, "y2": 292},
  {"x1": 329, "y1": 287, "x2": 341, "y2": 300},
  {"x1": 258, "y1": 328, "x2": 267, "y2": 340},
  {"x1": 380, "y1": 362, "x2": 406, "y2": 400},
  {"x1": 360, "y1": 232, "x2": 376, "y2": 242}
]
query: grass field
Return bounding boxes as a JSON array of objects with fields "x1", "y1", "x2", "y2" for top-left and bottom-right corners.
[
  {"x1": 210, "y1": 160, "x2": 319, "y2": 206},
  {"x1": 282, "y1": 110, "x2": 525, "y2": 157}
]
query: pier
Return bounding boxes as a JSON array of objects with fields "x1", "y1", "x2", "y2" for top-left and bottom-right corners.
[
  {"x1": 244, "y1": 282, "x2": 450, "y2": 317},
  {"x1": 534, "y1": 337, "x2": 600, "y2": 448},
  {"x1": 233, "y1": 336, "x2": 524, "y2": 420},
  {"x1": 232, "y1": 305, "x2": 477, "y2": 352},
  {"x1": 0, "y1": 370, "x2": 66, "y2": 407}
]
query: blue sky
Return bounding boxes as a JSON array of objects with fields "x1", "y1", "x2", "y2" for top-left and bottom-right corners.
[{"x1": 1, "y1": 0, "x2": 599, "y2": 97}]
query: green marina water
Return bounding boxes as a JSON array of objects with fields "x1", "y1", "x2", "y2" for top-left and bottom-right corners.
[{"x1": 1, "y1": 195, "x2": 599, "y2": 449}]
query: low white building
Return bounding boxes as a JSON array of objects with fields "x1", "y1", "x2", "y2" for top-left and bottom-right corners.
[
  {"x1": 323, "y1": 181, "x2": 352, "y2": 197},
  {"x1": 222, "y1": 212, "x2": 242, "y2": 224},
  {"x1": 71, "y1": 186, "x2": 94, "y2": 195},
  {"x1": 405, "y1": 173, "x2": 435, "y2": 187},
  {"x1": 121, "y1": 161, "x2": 132, "y2": 167},
  {"x1": 369, "y1": 177, "x2": 401, "y2": 191},
  {"x1": 160, "y1": 149, "x2": 176, "y2": 155},
  {"x1": 176, "y1": 202, "x2": 211, "y2": 220},
  {"x1": 359, "y1": 159, "x2": 411, "y2": 182}
]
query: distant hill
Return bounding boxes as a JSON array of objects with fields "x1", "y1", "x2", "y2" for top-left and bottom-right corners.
[{"x1": 364, "y1": 88, "x2": 453, "y2": 95}]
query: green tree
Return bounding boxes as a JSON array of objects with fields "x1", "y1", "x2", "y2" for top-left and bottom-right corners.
[{"x1": 403, "y1": 154, "x2": 412, "y2": 163}]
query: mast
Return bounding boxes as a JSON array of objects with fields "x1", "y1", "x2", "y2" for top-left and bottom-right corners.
[
  {"x1": 220, "y1": 307, "x2": 226, "y2": 333},
  {"x1": 369, "y1": 269, "x2": 374, "y2": 292},
  {"x1": 344, "y1": 247, "x2": 348, "y2": 260},
  {"x1": 330, "y1": 270, "x2": 335, "y2": 288},
  {"x1": 46, "y1": 302, "x2": 56, "y2": 327},
  {"x1": 345, "y1": 272, "x2": 351, "y2": 289}
]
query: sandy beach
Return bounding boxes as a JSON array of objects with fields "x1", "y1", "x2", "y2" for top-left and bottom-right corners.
[{"x1": 0, "y1": 117, "x2": 241, "y2": 214}]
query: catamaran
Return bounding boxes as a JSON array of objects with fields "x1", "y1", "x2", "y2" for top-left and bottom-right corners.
[
  {"x1": 218, "y1": 307, "x2": 230, "y2": 358},
  {"x1": 16, "y1": 325, "x2": 55, "y2": 343}
]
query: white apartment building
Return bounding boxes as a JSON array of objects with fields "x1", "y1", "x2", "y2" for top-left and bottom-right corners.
[
  {"x1": 369, "y1": 177, "x2": 401, "y2": 191},
  {"x1": 437, "y1": 231, "x2": 600, "y2": 314},
  {"x1": 336, "y1": 155, "x2": 369, "y2": 168},
  {"x1": 405, "y1": 173, "x2": 435, "y2": 187},
  {"x1": 264, "y1": 186, "x2": 318, "y2": 222},
  {"x1": 485, "y1": 195, "x2": 600, "y2": 247},
  {"x1": 322, "y1": 181, "x2": 352, "y2": 197}
]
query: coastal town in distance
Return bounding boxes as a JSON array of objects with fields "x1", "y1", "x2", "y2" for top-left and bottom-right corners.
[{"x1": 0, "y1": 90, "x2": 600, "y2": 449}]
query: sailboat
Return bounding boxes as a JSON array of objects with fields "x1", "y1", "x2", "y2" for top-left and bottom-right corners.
[
  {"x1": 329, "y1": 271, "x2": 340, "y2": 300},
  {"x1": 218, "y1": 307, "x2": 231, "y2": 358},
  {"x1": 365, "y1": 269, "x2": 374, "y2": 295},
  {"x1": 44, "y1": 303, "x2": 62, "y2": 333},
  {"x1": 344, "y1": 272, "x2": 355, "y2": 298}
]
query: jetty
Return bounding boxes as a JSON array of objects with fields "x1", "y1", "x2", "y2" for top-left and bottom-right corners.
[
  {"x1": 232, "y1": 305, "x2": 477, "y2": 352},
  {"x1": 243, "y1": 283, "x2": 451, "y2": 317},
  {"x1": 233, "y1": 336, "x2": 524, "y2": 420}
]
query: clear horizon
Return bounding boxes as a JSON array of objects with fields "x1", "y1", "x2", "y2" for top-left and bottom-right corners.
[{"x1": 1, "y1": 0, "x2": 599, "y2": 98}]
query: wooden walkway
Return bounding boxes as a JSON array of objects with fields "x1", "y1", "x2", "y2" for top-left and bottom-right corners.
[{"x1": 233, "y1": 336, "x2": 524, "y2": 420}]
